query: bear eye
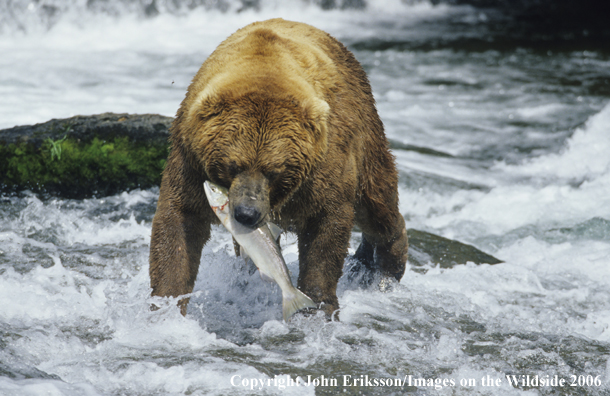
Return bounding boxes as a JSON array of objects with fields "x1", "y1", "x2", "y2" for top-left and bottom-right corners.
[
  {"x1": 265, "y1": 170, "x2": 281, "y2": 183},
  {"x1": 228, "y1": 162, "x2": 242, "y2": 177}
]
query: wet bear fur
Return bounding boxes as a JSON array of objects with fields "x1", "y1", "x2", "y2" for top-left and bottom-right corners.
[{"x1": 149, "y1": 18, "x2": 408, "y2": 317}]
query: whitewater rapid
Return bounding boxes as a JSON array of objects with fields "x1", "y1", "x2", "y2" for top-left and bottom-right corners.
[{"x1": 1, "y1": 1, "x2": 610, "y2": 395}]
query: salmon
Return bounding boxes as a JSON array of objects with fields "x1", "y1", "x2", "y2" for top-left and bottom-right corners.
[{"x1": 203, "y1": 181, "x2": 317, "y2": 321}]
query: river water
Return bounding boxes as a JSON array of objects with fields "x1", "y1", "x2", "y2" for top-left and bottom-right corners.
[{"x1": 1, "y1": 1, "x2": 610, "y2": 395}]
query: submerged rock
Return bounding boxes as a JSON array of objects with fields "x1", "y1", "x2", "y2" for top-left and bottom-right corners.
[
  {"x1": 0, "y1": 113, "x2": 172, "y2": 198},
  {"x1": 407, "y1": 228, "x2": 502, "y2": 269}
]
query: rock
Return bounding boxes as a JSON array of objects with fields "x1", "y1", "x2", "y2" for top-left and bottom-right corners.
[
  {"x1": 0, "y1": 113, "x2": 172, "y2": 198},
  {"x1": 407, "y1": 229, "x2": 502, "y2": 270},
  {"x1": 0, "y1": 113, "x2": 172, "y2": 148}
]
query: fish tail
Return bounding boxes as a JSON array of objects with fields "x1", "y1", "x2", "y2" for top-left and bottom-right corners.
[{"x1": 282, "y1": 288, "x2": 317, "y2": 322}]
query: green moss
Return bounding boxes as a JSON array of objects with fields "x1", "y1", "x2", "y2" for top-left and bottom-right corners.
[{"x1": 0, "y1": 136, "x2": 169, "y2": 198}]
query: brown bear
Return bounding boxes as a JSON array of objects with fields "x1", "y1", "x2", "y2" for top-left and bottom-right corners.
[{"x1": 149, "y1": 18, "x2": 408, "y2": 317}]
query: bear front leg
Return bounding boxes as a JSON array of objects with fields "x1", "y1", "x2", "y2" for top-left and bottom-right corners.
[
  {"x1": 297, "y1": 204, "x2": 354, "y2": 317},
  {"x1": 149, "y1": 145, "x2": 211, "y2": 315}
]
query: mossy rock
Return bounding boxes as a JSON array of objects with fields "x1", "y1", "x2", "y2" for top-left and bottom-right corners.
[{"x1": 0, "y1": 113, "x2": 172, "y2": 198}]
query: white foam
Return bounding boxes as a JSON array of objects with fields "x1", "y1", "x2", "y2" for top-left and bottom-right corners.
[
  {"x1": 0, "y1": 377, "x2": 101, "y2": 396},
  {"x1": 0, "y1": 260, "x2": 107, "y2": 326},
  {"x1": 507, "y1": 102, "x2": 610, "y2": 180},
  {"x1": 0, "y1": 256, "x2": 266, "y2": 396},
  {"x1": 424, "y1": 178, "x2": 610, "y2": 235},
  {"x1": 410, "y1": 104, "x2": 610, "y2": 235}
]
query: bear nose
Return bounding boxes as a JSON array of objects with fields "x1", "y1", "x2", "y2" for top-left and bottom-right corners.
[{"x1": 233, "y1": 204, "x2": 262, "y2": 228}]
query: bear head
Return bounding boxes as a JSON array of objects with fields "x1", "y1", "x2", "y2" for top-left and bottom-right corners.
[{"x1": 180, "y1": 82, "x2": 330, "y2": 228}]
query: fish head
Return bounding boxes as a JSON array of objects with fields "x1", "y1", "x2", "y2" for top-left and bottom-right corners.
[{"x1": 204, "y1": 180, "x2": 230, "y2": 215}]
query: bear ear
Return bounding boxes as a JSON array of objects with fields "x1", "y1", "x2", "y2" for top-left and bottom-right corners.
[
  {"x1": 301, "y1": 97, "x2": 330, "y2": 136},
  {"x1": 196, "y1": 96, "x2": 225, "y2": 122},
  {"x1": 186, "y1": 81, "x2": 225, "y2": 123}
]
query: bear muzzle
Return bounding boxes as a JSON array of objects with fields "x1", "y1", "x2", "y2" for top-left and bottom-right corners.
[{"x1": 229, "y1": 171, "x2": 271, "y2": 229}]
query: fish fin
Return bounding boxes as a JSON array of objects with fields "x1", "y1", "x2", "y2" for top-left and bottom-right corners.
[
  {"x1": 232, "y1": 237, "x2": 241, "y2": 257},
  {"x1": 239, "y1": 246, "x2": 258, "y2": 275},
  {"x1": 282, "y1": 288, "x2": 317, "y2": 322},
  {"x1": 239, "y1": 246, "x2": 250, "y2": 262},
  {"x1": 259, "y1": 270, "x2": 274, "y2": 283},
  {"x1": 246, "y1": 259, "x2": 257, "y2": 276},
  {"x1": 267, "y1": 222, "x2": 283, "y2": 243}
]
